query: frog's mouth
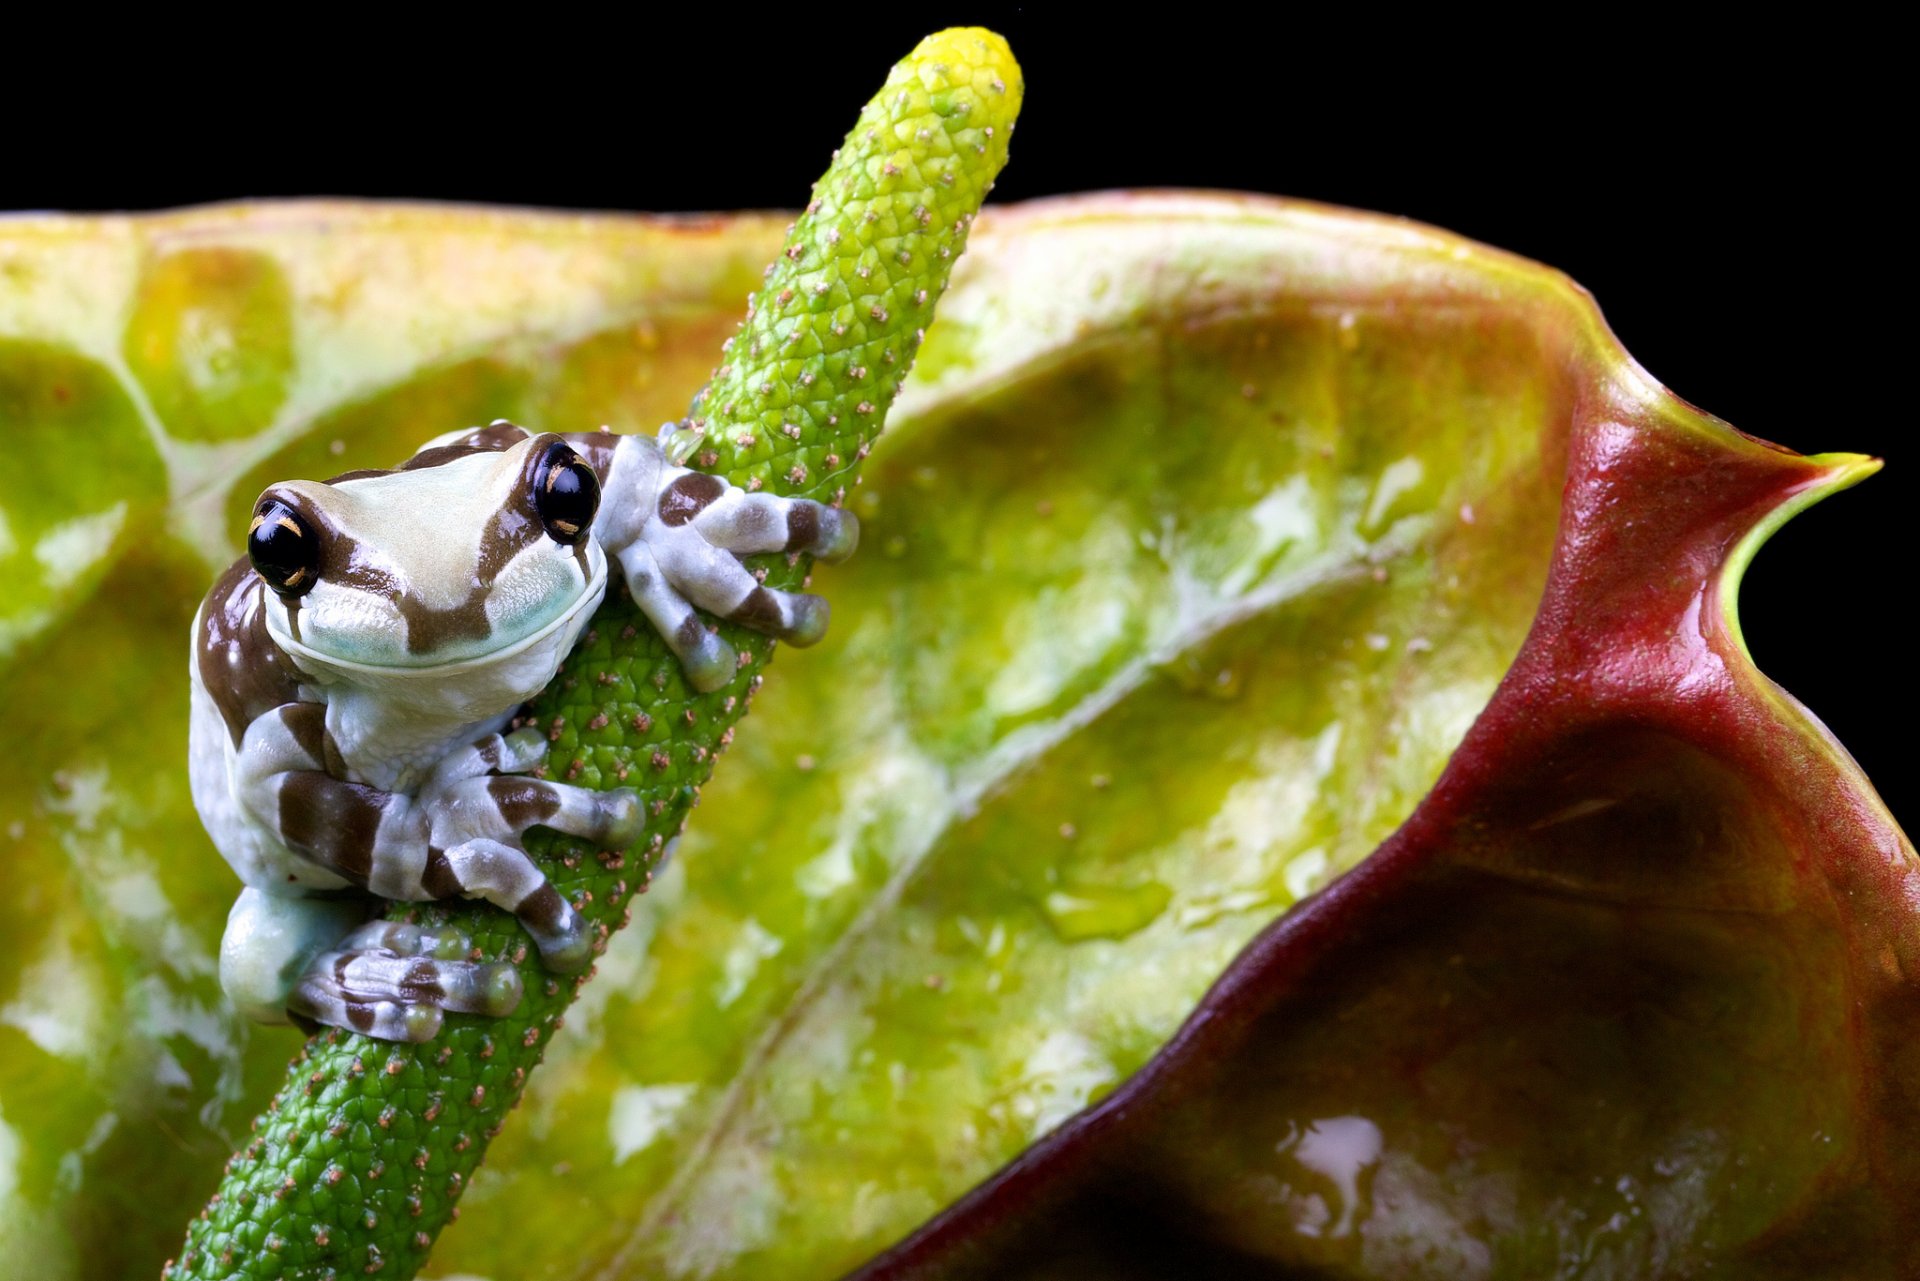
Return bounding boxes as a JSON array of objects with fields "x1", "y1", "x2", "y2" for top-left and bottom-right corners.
[{"x1": 266, "y1": 546, "x2": 609, "y2": 679}]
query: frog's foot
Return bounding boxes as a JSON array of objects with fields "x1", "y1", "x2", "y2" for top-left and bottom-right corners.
[
  {"x1": 419, "y1": 838, "x2": 592, "y2": 973},
  {"x1": 667, "y1": 478, "x2": 859, "y2": 565},
  {"x1": 412, "y1": 770, "x2": 642, "y2": 973},
  {"x1": 612, "y1": 541, "x2": 741, "y2": 691},
  {"x1": 424, "y1": 767, "x2": 645, "y2": 855},
  {"x1": 613, "y1": 523, "x2": 845, "y2": 691},
  {"x1": 600, "y1": 436, "x2": 860, "y2": 690},
  {"x1": 425, "y1": 731, "x2": 642, "y2": 849},
  {"x1": 289, "y1": 921, "x2": 522, "y2": 1043}
]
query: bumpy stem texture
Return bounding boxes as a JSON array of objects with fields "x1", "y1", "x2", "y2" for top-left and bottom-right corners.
[{"x1": 167, "y1": 28, "x2": 1020, "y2": 1281}]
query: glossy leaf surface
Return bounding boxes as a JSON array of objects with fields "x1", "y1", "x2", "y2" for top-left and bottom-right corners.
[{"x1": 0, "y1": 195, "x2": 1909, "y2": 1280}]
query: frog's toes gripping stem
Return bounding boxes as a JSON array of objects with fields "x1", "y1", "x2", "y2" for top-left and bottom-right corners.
[
  {"x1": 414, "y1": 744, "x2": 644, "y2": 975},
  {"x1": 599, "y1": 434, "x2": 860, "y2": 692},
  {"x1": 231, "y1": 721, "x2": 647, "y2": 1038},
  {"x1": 290, "y1": 921, "x2": 523, "y2": 1044}
]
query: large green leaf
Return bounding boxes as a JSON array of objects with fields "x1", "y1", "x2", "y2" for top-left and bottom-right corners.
[
  {"x1": 0, "y1": 195, "x2": 1909, "y2": 1280},
  {"x1": 851, "y1": 215, "x2": 1918, "y2": 1277}
]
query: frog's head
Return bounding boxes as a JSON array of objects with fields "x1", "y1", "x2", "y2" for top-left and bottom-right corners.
[{"x1": 247, "y1": 432, "x2": 607, "y2": 674}]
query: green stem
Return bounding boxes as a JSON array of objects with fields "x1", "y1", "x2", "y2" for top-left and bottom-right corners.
[{"x1": 166, "y1": 28, "x2": 1020, "y2": 1281}]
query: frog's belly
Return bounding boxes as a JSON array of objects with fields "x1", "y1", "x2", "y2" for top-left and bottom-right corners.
[{"x1": 188, "y1": 679, "x2": 354, "y2": 896}]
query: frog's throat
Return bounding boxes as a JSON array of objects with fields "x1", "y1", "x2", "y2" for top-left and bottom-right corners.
[{"x1": 266, "y1": 551, "x2": 608, "y2": 680}]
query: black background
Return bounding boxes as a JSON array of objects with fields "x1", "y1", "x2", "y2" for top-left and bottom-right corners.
[{"x1": 8, "y1": 13, "x2": 1906, "y2": 828}]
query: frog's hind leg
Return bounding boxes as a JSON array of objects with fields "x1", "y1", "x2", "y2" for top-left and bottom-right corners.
[
  {"x1": 219, "y1": 887, "x2": 368, "y2": 1027},
  {"x1": 220, "y1": 888, "x2": 524, "y2": 1043},
  {"x1": 289, "y1": 920, "x2": 523, "y2": 1044}
]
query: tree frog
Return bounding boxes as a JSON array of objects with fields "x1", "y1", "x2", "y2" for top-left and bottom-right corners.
[{"x1": 189, "y1": 421, "x2": 857, "y2": 1042}]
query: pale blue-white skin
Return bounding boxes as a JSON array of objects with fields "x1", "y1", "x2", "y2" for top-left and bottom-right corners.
[{"x1": 189, "y1": 423, "x2": 857, "y2": 1042}]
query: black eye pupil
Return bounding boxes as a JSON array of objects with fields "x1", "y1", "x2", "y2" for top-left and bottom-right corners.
[
  {"x1": 248, "y1": 500, "x2": 322, "y2": 599},
  {"x1": 533, "y1": 445, "x2": 600, "y2": 545}
]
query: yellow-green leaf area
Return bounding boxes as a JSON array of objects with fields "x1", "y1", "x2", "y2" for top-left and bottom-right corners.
[
  {"x1": 0, "y1": 339, "x2": 161, "y2": 659},
  {"x1": 462, "y1": 197, "x2": 1573, "y2": 1281},
  {"x1": 3, "y1": 194, "x2": 1603, "y2": 1280},
  {"x1": 124, "y1": 247, "x2": 297, "y2": 442}
]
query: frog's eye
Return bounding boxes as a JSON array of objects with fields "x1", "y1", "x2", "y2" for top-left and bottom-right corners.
[
  {"x1": 532, "y1": 443, "x2": 600, "y2": 546},
  {"x1": 248, "y1": 500, "x2": 322, "y2": 599}
]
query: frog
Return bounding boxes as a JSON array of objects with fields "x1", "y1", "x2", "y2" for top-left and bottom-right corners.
[{"x1": 189, "y1": 420, "x2": 858, "y2": 1042}]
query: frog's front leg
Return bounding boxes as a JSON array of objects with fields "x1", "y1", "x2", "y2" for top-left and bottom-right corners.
[{"x1": 595, "y1": 433, "x2": 860, "y2": 691}]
